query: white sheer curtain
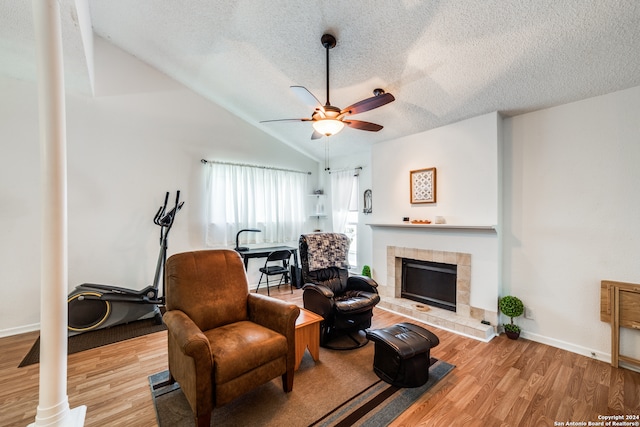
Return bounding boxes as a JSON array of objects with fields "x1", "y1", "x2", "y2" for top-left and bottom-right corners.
[
  {"x1": 205, "y1": 162, "x2": 307, "y2": 247},
  {"x1": 330, "y1": 169, "x2": 357, "y2": 233}
]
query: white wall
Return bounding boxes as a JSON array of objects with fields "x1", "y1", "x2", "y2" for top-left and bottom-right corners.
[
  {"x1": 356, "y1": 152, "x2": 374, "y2": 272},
  {"x1": 372, "y1": 112, "x2": 499, "y2": 225},
  {"x1": 0, "y1": 38, "x2": 318, "y2": 336},
  {"x1": 503, "y1": 85, "x2": 640, "y2": 360}
]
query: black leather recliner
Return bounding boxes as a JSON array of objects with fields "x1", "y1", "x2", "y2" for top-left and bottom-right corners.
[{"x1": 299, "y1": 233, "x2": 380, "y2": 349}]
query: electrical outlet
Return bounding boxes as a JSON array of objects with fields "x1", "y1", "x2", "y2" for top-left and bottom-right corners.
[{"x1": 524, "y1": 306, "x2": 535, "y2": 320}]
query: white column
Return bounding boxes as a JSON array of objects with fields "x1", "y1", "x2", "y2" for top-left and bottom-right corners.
[{"x1": 30, "y1": 0, "x2": 86, "y2": 425}]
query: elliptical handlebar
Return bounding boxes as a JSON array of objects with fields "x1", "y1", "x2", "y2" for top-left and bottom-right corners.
[
  {"x1": 152, "y1": 191, "x2": 184, "y2": 303},
  {"x1": 153, "y1": 192, "x2": 170, "y2": 227},
  {"x1": 155, "y1": 191, "x2": 183, "y2": 228}
]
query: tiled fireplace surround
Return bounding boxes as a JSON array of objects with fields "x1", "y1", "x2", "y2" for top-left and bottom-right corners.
[{"x1": 379, "y1": 245, "x2": 497, "y2": 341}]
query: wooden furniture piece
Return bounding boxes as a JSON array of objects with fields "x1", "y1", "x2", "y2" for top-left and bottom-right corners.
[
  {"x1": 294, "y1": 308, "x2": 323, "y2": 370},
  {"x1": 600, "y1": 280, "x2": 640, "y2": 368}
]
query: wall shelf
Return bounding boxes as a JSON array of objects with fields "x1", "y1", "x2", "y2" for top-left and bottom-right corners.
[
  {"x1": 308, "y1": 193, "x2": 326, "y2": 232},
  {"x1": 366, "y1": 223, "x2": 497, "y2": 231}
]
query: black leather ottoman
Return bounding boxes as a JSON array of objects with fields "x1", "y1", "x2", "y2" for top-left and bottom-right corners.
[{"x1": 366, "y1": 322, "x2": 440, "y2": 388}]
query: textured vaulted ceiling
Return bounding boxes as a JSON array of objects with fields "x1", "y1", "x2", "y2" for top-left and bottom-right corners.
[{"x1": 2, "y1": 1, "x2": 640, "y2": 160}]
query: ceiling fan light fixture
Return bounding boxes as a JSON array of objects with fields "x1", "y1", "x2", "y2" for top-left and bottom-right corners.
[
  {"x1": 312, "y1": 118, "x2": 345, "y2": 137},
  {"x1": 261, "y1": 33, "x2": 394, "y2": 140}
]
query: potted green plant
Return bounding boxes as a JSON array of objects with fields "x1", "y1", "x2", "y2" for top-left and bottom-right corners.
[
  {"x1": 499, "y1": 295, "x2": 524, "y2": 340},
  {"x1": 361, "y1": 265, "x2": 371, "y2": 278}
]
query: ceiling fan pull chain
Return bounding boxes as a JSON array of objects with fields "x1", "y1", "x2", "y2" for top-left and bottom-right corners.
[{"x1": 324, "y1": 139, "x2": 331, "y2": 171}]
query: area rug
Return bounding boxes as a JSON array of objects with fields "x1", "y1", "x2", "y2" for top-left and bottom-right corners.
[
  {"x1": 18, "y1": 318, "x2": 167, "y2": 367},
  {"x1": 150, "y1": 344, "x2": 454, "y2": 427}
]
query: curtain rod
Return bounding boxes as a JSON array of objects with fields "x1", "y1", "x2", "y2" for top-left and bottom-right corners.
[
  {"x1": 328, "y1": 166, "x2": 363, "y2": 175},
  {"x1": 201, "y1": 159, "x2": 311, "y2": 175}
]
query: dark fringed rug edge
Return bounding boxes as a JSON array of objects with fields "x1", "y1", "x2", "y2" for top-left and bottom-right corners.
[
  {"x1": 308, "y1": 356, "x2": 452, "y2": 427},
  {"x1": 18, "y1": 318, "x2": 167, "y2": 368}
]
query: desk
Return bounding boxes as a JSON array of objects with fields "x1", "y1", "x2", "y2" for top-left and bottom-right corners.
[
  {"x1": 236, "y1": 245, "x2": 299, "y2": 285},
  {"x1": 236, "y1": 245, "x2": 298, "y2": 269}
]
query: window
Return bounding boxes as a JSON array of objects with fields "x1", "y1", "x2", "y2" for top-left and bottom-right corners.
[
  {"x1": 330, "y1": 169, "x2": 359, "y2": 269},
  {"x1": 204, "y1": 162, "x2": 308, "y2": 247},
  {"x1": 344, "y1": 177, "x2": 359, "y2": 269}
]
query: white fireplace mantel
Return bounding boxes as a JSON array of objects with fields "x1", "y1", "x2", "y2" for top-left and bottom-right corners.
[{"x1": 367, "y1": 223, "x2": 497, "y2": 231}]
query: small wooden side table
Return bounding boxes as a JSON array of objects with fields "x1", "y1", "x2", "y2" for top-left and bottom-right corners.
[{"x1": 295, "y1": 308, "x2": 323, "y2": 370}]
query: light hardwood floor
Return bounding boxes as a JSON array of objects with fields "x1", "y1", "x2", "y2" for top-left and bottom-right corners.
[{"x1": 1, "y1": 287, "x2": 639, "y2": 426}]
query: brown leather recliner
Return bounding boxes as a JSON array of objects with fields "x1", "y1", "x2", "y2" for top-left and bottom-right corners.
[{"x1": 163, "y1": 249, "x2": 300, "y2": 427}]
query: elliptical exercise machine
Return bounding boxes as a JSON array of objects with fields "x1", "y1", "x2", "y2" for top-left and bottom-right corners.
[{"x1": 67, "y1": 191, "x2": 183, "y2": 335}]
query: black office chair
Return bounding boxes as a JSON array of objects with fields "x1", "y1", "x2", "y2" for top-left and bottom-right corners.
[{"x1": 256, "y1": 249, "x2": 293, "y2": 295}]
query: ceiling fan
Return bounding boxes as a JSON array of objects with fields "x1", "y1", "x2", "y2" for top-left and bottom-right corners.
[{"x1": 261, "y1": 33, "x2": 395, "y2": 139}]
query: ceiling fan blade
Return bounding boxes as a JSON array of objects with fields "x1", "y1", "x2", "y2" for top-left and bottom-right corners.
[
  {"x1": 291, "y1": 86, "x2": 324, "y2": 111},
  {"x1": 259, "y1": 118, "x2": 312, "y2": 123},
  {"x1": 344, "y1": 120, "x2": 384, "y2": 132},
  {"x1": 311, "y1": 130, "x2": 324, "y2": 140},
  {"x1": 341, "y1": 92, "x2": 395, "y2": 116}
]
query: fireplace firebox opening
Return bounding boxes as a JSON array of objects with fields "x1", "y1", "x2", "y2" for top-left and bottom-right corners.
[{"x1": 401, "y1": 258, "x2": 457, "y2": 312}]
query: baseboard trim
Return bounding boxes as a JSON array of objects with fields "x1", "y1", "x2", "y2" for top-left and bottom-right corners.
[
  {"x1": 519, "y1": 330, "x2": 624, "y2": 368},
  {"x1": 0, "y1": 323, "x2": 40, "y2": 338},
  {"x1": 377, "y1": 306, "x2": 634, "y2": 370}
]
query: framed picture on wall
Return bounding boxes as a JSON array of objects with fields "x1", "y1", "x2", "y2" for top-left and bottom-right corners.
[
  {"x1": 410, "y1": 167, "x2": 436, "y2": 204},
  {"x1": 363, "y1": 189, "x2": 372, "y2": 214}
]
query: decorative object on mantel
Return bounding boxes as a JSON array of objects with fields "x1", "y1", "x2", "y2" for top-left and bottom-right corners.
[
  {"x1": 410, "y1": 167, "x2": 436, "y2": 204},
  {"x1": 363, "y1": 189, "x2": 372, "y2": 214},
  {"x1": 499, "y1": 295, "x2": 524, "y2": 340},
  {"x1": 434, "y1": 216, "x2": 446, "y2": 224},
  {"x1": 410, "y1": 219, "x2": 432, "y2": 224}
]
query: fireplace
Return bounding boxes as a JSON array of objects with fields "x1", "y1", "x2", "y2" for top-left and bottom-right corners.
[
  {"x1": 368, "y1": 224, "x2": 499, "y2": 341},
  {"x1": 401, "y1": 258, "x2": 457, "y2": 312},
  {"x1": 380, "y1": 245, "x2": 497, "y2": 340}
]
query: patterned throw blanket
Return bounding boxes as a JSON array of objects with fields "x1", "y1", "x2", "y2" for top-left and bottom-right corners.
[{"x1": 303, "y1": 233, "x2": 350, "y2": 271}]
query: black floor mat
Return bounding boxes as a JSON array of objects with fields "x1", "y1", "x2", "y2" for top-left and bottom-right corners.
[{"x1": 18, "y1": 318, "x2": 167, "y2": 367}]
